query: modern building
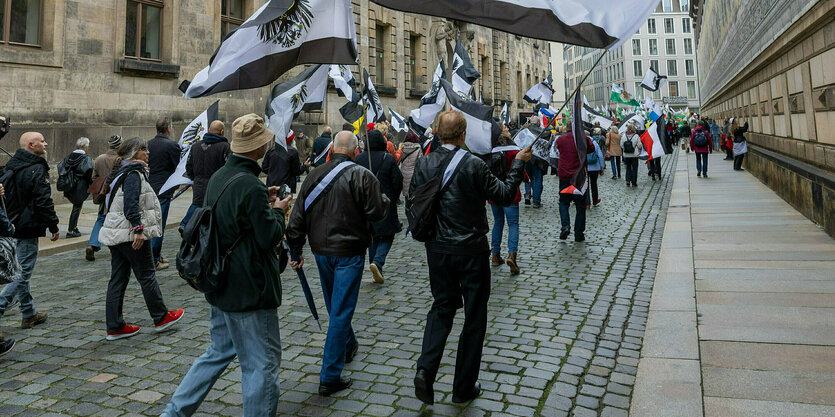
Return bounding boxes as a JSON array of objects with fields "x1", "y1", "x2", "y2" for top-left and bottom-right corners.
[
  {"x1": 564, "y1": 0, "x2": 700, "y2": 113},
  {"x1": 691, "y1": 0, "x2": 834, "y2": 237},
  {"x1": 0, "y1": 0, "x2": 551, "y2": 168}
]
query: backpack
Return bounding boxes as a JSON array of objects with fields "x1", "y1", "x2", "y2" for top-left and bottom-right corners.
[
  {"x1": 406, "y1": 148, "x2": 466, "y2": 242},
  {"x1": 56, "y1": 158, "x2": 77, "y2": 192},
  {"x1": 487, "y1": 151, "x2": 507, "y2": 181},
  {"x1": 622, "y1": 136, "x2": 635, "y2": 154},
  {"x1": 176, "y1": 172, "x2": 247, "y2": 294},
  {"x1": 694, "y1": 131, "x2": 708, "y2": 147}
]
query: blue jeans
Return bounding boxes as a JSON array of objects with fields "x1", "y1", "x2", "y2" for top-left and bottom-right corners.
[
  {"x1": 313, "y1": 254, "x2": 363, "y2": 383},
  {"x1": 163, "y1": 306, "x2": 281, "y2": 417},
  {"x1": 151, "y1": 197, "x2": 171, "y2": 263},
  {"x1": 490, "y1": 204, "x2": 519, "y2": 254},
  {"x1": 0, "y1": 238, "x2": 40, "y2": 319},
  {"x1": 609, "y1": 156, "x2": 621, "y2": 177},
  {"x1": 712, "y1": 133, "x2": 721, "y2": 149},
  {"x1": 180, "y1": 204, "x2": 199, "y2": 229},
  {"x1": 558, "y1": 179, "x2": 587, "y2": 239},
  {"x1": 368, "y1": 236, "x2": 394, "y2": 271},
  {"x1": 524, "y1": 164, "x2": 543, "y2": 203},
  {"x1": 88, "y1": 213, "x2": 107, "y2": 249},
  {"x1": 696, "y1": 153, "x2": 709, "y2": 174}
]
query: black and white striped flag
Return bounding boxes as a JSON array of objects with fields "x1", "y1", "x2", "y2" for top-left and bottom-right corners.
[
  {"x1": 451, "y1": 39, "x2": 480, "y2": 97},
  {"x1": 181, "y1": 0, "x2": 358, "y2": 98},
  {"x1": 265, "y1": 64, "x2": 328, "y2": 150},
  {"x1": 500, "y1": 102, "x2": 510, "y2": 125},
  {"x1": 389, "y1": 108, "x2": 408, "y2": 133},
  {"x1": 329, "y1": 64, "x2": 359, "y2": 102},
  {"x1": 640, "y1": 67, "x2": 667, "y2": 92},
  {"x1": 160, "y1": 100, "x2": 219, "y2": 195},
  {"x1": 440, "y1": 79, "x2": 494, "y2": 155},
  {"x1": 523, "y1": 74, "x2": 554, "y2": 106},
  {"x1": 362, "y1": 68, "x2": 386, "y2": 123},
  {"x1": 409, "y1": 61, "x2": 447, "y2": 134}
]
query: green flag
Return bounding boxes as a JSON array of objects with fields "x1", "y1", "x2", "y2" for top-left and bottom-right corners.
[{"x1": 610, "y1": 84, "x2": 640, "y2": 106}]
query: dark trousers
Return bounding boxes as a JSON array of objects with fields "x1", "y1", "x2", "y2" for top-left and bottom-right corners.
[
  {"x1": 725, "y1": 147, "x2": 733, "y2": 160},
  {"x1": 106, "y1": 241, "x2": 168, "y2": 333},
  {"x1": 696, "y1": 153, "x2": 709, "y2": 174},
  {"x1": 734, "y1": 153, "x2": 745, "y2": 170},
  {"x1": 587, "y1": 171, "x2": 600, "y2": 203},
  {"x1": 649, "y1": 158, "x2": 662, "y2": 178},
  {"x1": 624, "y1": 158, "x2": 639, "y2": 185},
  {"x1": 68, "y1": 202, "x2": 83, "y2": 232},
  {"x1": 558, "y1": 179, "x2": 587, "y2": 238},
  {"x1": 151, "y1": 197, "x2": 171, "y2": 263},
  {"x1": 417, "y1": 251, "x2": 490, "y2": 397}
]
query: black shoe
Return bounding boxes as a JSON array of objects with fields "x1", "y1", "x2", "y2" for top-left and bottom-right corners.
[
  {"x1": 345, "y1": 343, "x2": 359, "y2": 364},
  {"x1": 532, "y1": 202, "x2": 541, "y2": 209},
  {"x1": 85, "y1": 246, "x2": 96, "y2": 261},
  {"x1": 575, "y1": 235, "x2": 585, "y2": 242},
  {"x1": 703, "y1": 173, "x2": 708, "y2": 178},
  {"x1": 611, "y1": 176, "x2": 617, "y2": 180},
  {"x1": 0, "y1": 337, "x2": 15, "y2": 357},
  {"x1": 319, "y1": 376, "x2": 352, "y2": 396},
  {"x1": 560, "y1": 229, "x2": 570, "y2": 240},
  {"x1": 66, "y1": 230, "x2": 82, "y2": 238},
  {"x1": 524, "y1": 197, "x2": 531, "y2": 206},
  {"x1": 452, "y1": 382, "x2": 481, "y2": 403},
  {"x1": 697, "y1": 172, "x2": 701, "y2": 177},
  {"x1": 414, "y1": 369, "x2": 435, "y2": 405}
]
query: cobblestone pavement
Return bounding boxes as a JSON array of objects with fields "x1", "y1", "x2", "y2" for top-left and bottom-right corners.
[{"x1": 0, "y1": 153, "x2": 676, "y2": 417}]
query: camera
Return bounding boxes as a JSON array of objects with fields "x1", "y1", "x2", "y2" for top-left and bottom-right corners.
[{"x1": 279, "y1": 184, "x2": 292, "y2": 200}]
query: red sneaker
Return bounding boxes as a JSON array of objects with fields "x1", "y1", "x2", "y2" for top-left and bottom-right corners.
[
  {"x1": 593, "y1": 198, "x2": 601, "y2": 206},
  {"x1": 155, "y1": 309, "x2": 184, "y2": 332},
  {"x1": 106, "y1": 324, "x2": 141, "y2": 341}
]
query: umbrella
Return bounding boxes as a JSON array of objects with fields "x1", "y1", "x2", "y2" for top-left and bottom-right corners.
[
  {"x1": 289, "y1": 244, "x2": 322, "y2": 330},
  {"x1": 171, "y1": 185, "x2": 191, "y2": 201}
]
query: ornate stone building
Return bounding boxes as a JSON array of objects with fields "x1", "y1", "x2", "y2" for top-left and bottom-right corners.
[
  {"x1": 690, "y1": 0, "x2": 834, "y2": 236},
  {"x1": 0, "y1": 0, "x2": 551, "y2": 166}
]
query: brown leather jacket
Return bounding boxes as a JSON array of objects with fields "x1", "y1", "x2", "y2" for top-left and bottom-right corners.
[{"x1": 287, "y1": 153, "x2": 389, "y2": 257}]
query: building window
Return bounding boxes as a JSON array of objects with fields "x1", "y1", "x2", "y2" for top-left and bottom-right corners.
[
  {"x1": 125, "y1": 0, "x2": 163, "y2": 60},
  {"x1": 634, "y1": 82, "x2": 643, "y2": 98},
  {"x1": 632, "y1": 39, "x2": 641, "y2": 56},
  {"x1": 667, "y1": 60, "x2": 677, "y2": 76},
  {"x1": 684, "y1": 38, "x2": 693, "y2": 54},
  {"x1": 647, "y1": 18, "x2": 656, "y2": 34},
  {"x1": 649, "y1": 39, "x2": 658, "y2": 55},
  {"x1": 687, "y1": 81, "x2": 696, "y2": 98},
  {"x1": 664, "y1": 18, "x2": 674, "y2": 34},
  {"x1": 685, "y1": 59, "x2": 694, "y2": 76},
  {"x1": 682, "y1": 17, "x2": 691, "y2": 33},
  {"x1": 375, "y1": 24, "x2": 386, "y2": 84},
  {"x1": 633, "y1": 60, "x2": 642, "y2": 77},
  {"x1": 665, "y1": 39, "x2": 676, "y2": 55},
  {"x1": 650, "y1": 59, "x2": 659, "y2": 72},
  {"x1": 2, "y1": 0, "x2": 42, "y2": 46},
  {"x1": 669, "y1": 81, "x2": 679, "y2": 97},
  {"x1": 221, "y1": 0, "x2": 244, "y2": 39},
  {"x1": 663, "y1": 0, "x2": 673, "y2": 12},
  {"x1": 516, "y1": 70, "x2": 523, "y2": 103},
  {"x1": 408, "y1": 34, "x2": 418, "y2": 91},
  {"x1": 481, "y1": 55, "x2": 489, "y2": 99},
  {"x1": 680, "y1": 0, "x2": 689, "y2": 11}
]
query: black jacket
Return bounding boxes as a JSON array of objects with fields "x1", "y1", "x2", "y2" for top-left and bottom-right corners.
[
  {"x1": 147, "y1": 134, "x2": 181, "y2": 199},
  {"x1": 61, "y1": 151, "x2": 93, "y2": 205},
  {"x1": 357, "y1": 147, "x2": 403, "y2": 236},
  {"x1": 310, "y1": 132, "x2": 332, "y2": 167},
  {"x1": 262, "y1": 145, "x2": 304, "y2": 193},
  {"x1": 409, "y1": 146, "x2": 525, "y2": 255},
  {"x1": 287, "y1": 153, "x2": 389, "y2": 257},
  {"x1": 733, "y1": 122, "x2": 749, "y2": 143},
  {"x1": 185, "y1": 133, "x2": 230, "y2": 206},
  {"x1": 0, "y1": 149, "x2": 60, "y2": 239}
]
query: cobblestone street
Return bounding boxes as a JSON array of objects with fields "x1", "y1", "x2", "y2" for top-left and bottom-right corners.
[{"x1": 0, "y1": 154, "x2": 676, "y2": 417}]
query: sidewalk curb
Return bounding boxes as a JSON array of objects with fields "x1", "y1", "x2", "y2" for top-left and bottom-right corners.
[{"x1": 38, "y1": 223, "x2": 181, "y2": 257}]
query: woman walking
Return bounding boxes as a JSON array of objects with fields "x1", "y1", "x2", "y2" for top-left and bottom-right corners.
[
  {"x1": 621, "y1": 125, "x2": 642, "y2": 187},
  {"x1": 586, "y1": 132, "x2": 605, "y2": 207},
  {"x1": 399, "y1": 132, "x2": 422, "y2": 197},
  {"x1": 690, "y1": 121, "x2": 713, "y2": 177},
  {"x1": 489, "y1": 134, "x2": 528, "y2": 275},
  {"x1": 99, "y1": 137, "x2": 183, "y2": 340},
  {"x1": 605, "y1": 126, "x2": 622, "y2": 179},
  {"x1": 730, "y1": 118, "x2": 749, "y2": 171}
]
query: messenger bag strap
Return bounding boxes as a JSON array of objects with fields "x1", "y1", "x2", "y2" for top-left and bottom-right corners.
[
  {"x1": 441, "y1": 148, "x2": 467, "y2": 189},
  {"x1": 313, "y1": 141, "x2": 332, "y2": 164},
  {"x1": 304, "y1": 161, "x2": 355, "y2": 211}
]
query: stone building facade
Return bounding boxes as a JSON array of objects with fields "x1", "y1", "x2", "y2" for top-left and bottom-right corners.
[
  {"x1": 691, "y1": 0, "x2": 835, "y2": 237},
  {"x1": 0, "y1": 0, "x2": 551, "y2": 167}
]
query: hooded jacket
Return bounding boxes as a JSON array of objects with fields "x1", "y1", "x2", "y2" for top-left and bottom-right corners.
[
  {"x1": 357, "y1": 130, "x2": 403, "y2": 236},
  {"x1": 399, "y1": 142, "x2": 422, "y2": 196},
  {"x1": 60, "y1": 150, "x2": 93, "y2": 204},
  {"x1": 311, "y1": 131, "x2": 333, "y2": 167},
  {"x1": 0, "y1": 149, "x2": 60, "y2": 239},
  {"x1": 185, "y1": 132, "x2": 230, "y2": 206}
]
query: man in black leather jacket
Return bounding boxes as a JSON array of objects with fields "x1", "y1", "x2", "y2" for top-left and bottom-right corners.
[{"x1": 408, "y1": 111, "x2": 532, "y2": 405}]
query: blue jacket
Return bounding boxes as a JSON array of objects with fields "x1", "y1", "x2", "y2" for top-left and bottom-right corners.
[{"x1": 587, "y1": 140, "x2": 606, "y2": 172}]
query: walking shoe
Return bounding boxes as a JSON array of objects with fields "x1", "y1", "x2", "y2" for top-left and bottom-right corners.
[
  {"x1": 0, "y1": 337, "x2": 15, "y2": 357},
  {"x1": 452, "y1": 382, "x2": 481, "y2": 403},
  {"x1": 559, "y1": 229, "x2": 570, "y2": 240},
  {"x1": 154, "y1": 309, "x2": 184, "y2": 332},
  {"x1": 369, "y1": 263, "x2": 384, "y2": 284},
  {"x1": 524, "y1": 197, "x2": 531, "y2": 205},
  {"x1": 575, "y1": 235, "x2": 585, "y2": 242},
  {"x1": 155, "y1": 260, "x2": 170, "y2": 271},
  {"x1": 345, "y1": 343, "x2": 359, "y2": 364},
  {"x1": 506, "y1": 253, "x2": 520, "y2": 275},
  {"x1": 491, "y1": 253, "x2": 504, "y2": 267},
  {"x1": 106, "y1": 324, "x2": 141, "y2": 341},
  {"x1": 532, "y1": 202, "x2": 542, "y2": 208},
  {"x1": 611, "y1": 176, "x2": 617, "y2": 180},
  {"x1": 703, "y1": 173, "x2": 708, "y2": 178},
  {"x1": 21, "y1": 312, "x2": 48, "y2": 329},
  {"x1": 593, "y1": 198, "x2": 601, "y2": 206},
  {"x1": 66, "y1": 229, "x2": 82, "y2": 238},
  {"x1": 85, "y1": 246, "x2": 96, "y2": 261},
  {"x1": 697, "y1": 172, "x2": 701, "y2": 177},
  {"x1": 319, "y1": 376, "x2": 352, "y2": 396},
  {"x1": 414, "y1": 369, "x2": 435, "y2": 405}
]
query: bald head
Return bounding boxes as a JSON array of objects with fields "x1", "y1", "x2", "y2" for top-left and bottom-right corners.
[
  {"x1": 437, "y1": 111, "x2": 467, "y2": 145},
  {"x1": 333, "y1": 131, "x2": 358, "y2": 156},
  {"x1": 20, "y1": 132, "x2": 47, "y2": 156},
  {"x1": 323, "y1": 126, "x2": 332, "y2": 134},
  {"x1": 208, "y1": 120, "x2": 224, "y2": 135}
]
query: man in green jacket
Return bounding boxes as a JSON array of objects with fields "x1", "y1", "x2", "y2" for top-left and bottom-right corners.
[{"x1": 163, "y1": 114, "x2": 292, "y2": 417}]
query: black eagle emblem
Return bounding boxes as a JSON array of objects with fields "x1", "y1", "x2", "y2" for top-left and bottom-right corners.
[
  {"x1": 182, "y1": 122, "x2": 204, "y2": 148},
  {"x1": 258, "y1": 0, "x2": 314, "y2": 47},
  {"x1": 292, "y1": 85, "x2": 309, "y2": 112}
]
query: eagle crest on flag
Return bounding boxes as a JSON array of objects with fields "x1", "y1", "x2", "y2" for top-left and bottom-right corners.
[
  {"x1": 258, "y1": 0, "x2": 313, "y2": 47},
  {"x1": 181, "y1": 122, "x2": 205, "y2": 148},
  {"x1": 620, "y1": 90, "x2": 634, "y2": 102},
  {"x1": 291, "y1": 85, "x2": 309, "y2": 112}
]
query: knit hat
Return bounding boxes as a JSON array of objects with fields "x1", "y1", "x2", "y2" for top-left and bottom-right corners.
[
  {"x1": 230, "y1": 114, "x2": 274, "y2": 153},
  {"x1": 108, "y1": 135, "x2": 123, "y2": 150},
  {"x1": 366, "y1": 122, "x2": 376, "y2": 131},
  {"x1": 286, "y1": 129, "x2": 295, "y2": 144}
]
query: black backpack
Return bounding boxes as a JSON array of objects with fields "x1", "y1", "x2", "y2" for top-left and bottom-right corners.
[
  {"x1": 56, "y1": 158, "x2": 77, "y2": 192},
  {"x1": 623, "y1": 136, "x2": 636, "y2": 154},
  {"x1": 694, "y1": 131, "x2": 708, "y2": 147},
  {"x1": 176, "y1": 172, "x2": 247, "y2": 294},
  {"x1": 406, "y1": 148, "x2": 465, "y2": 242},
  {"x1": 487, "y1": 151, "x2": 507, "y2": 181}
]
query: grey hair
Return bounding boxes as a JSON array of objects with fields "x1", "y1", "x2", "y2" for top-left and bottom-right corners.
[
  {"x1": 334, "y1": 131, "x2": 358, "y2": 150},
  {"x1": 76, "y1": 137, "x2": 90, "y2": 149},
  {"x1": 118, "y1": 137, "x2": 147, "y2": 160}
]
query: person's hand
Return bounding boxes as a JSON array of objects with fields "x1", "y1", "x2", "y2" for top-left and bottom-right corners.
[
  {"x1": 304, "y1": 160, "x2": 312, "y2": 168},
  {"x1": 51, "y1": 232, "x2": 60, "y2": 242},
  {"x1": 132, "y1": 233, "x2": 144, "y2": 250},
  {"x1": 273, "y1": 195, "x2": 292, "y2": 211},
  {"x1": 290, "y1": 254, "x2": 304, "y2": 271},
  {"x1": 515, "y1": 146, "x2": 533, "y2": 162},
  {"x1": 267, "y1": 186, "x2": 280, "y2": 204},
  {"x1": 398, "y1": 143, "x2": 404, "y2": 151}
]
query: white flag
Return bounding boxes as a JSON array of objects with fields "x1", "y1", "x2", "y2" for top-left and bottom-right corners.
[
  {"x1": 265, "y1": 64, "x2": 329, "y2": 149},
  {"x1": 159, "y1": 100, "x2": 219, "y2": 195}
]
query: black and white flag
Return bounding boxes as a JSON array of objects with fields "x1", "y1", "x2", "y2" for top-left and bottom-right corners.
[
  {"x1": 440, "y1": 78, "x2": 493, "y2": 155},
  {"x1": 409, "y1": 61, "x2": 447, "y2": 133},
  {"x1": 500, "y1": 102, "x2": 510, "y2": 125},
  {"x1": 329, "y1": 64, "x2": 359, "y2": 102},
  {"x1": 583, "y1": 104, "x2": 613, "y2": 129},
  {"x1": 362, "y1": 68, "x2": 386, "y2": 123},
  {"x1": 160, "y1": 100, "x2": 219, "y2": 195},
  {"x1": 265, "y1": 64, "x2": 328, "y2": 149},
  {"x1": 369, "y1": 0, "x2": 657, "y2": 49},
  {"x1": 181, "y1": 0, "x2": 358, "y2": 98},
  {"x1": 523, "y1": 74, "x2": 555, "y2": 106},
  {"x1": 451, "y1": 39, "x2": 480, "y2": 97},
  {"x1": 388, "y1": 108, "x2": 408, "y2": 133},
  {"x1": 640, "y1": 67, "x2": 667, "y2": 92}
]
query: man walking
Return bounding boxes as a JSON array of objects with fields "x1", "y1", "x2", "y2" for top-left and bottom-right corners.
[
  {"x1": 86, "y1": 135, "x2": 122, "y2": 261},
  {"x1": 309, "y1": 126, "x2": 332, "y2": 167},
  {"x1": 409, "y1": 111, "x2": 531, "y2": 405},
  {"x1": 147, "y1": 117, "x2": 181, "y2": 270},
  {"x1": 0, "y1": 132, "x2": 59, "y2": 329},
  {"x1": 555, "y1": 125, "x2": 596, "y2": 242},
  {"x1": 182, "y1": 120, "x2": 230, "y2": 226},
  {"x1": 59, "y1": 137, "x2": 93, "y2": 238},
  {"x1": 163, "y1": 114, "x2": 291, "y2": 417},
  {"x1": 287, "y1": 131, "x2": 389, "y2": 396},
  {"x1": 262, "y1": 130, "x2": 304, "y2": 193}
]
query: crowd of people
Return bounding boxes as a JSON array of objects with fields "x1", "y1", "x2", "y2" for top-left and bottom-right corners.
[{"x1": 0, "y1": 107, "x2": 752, "y2": 413}]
